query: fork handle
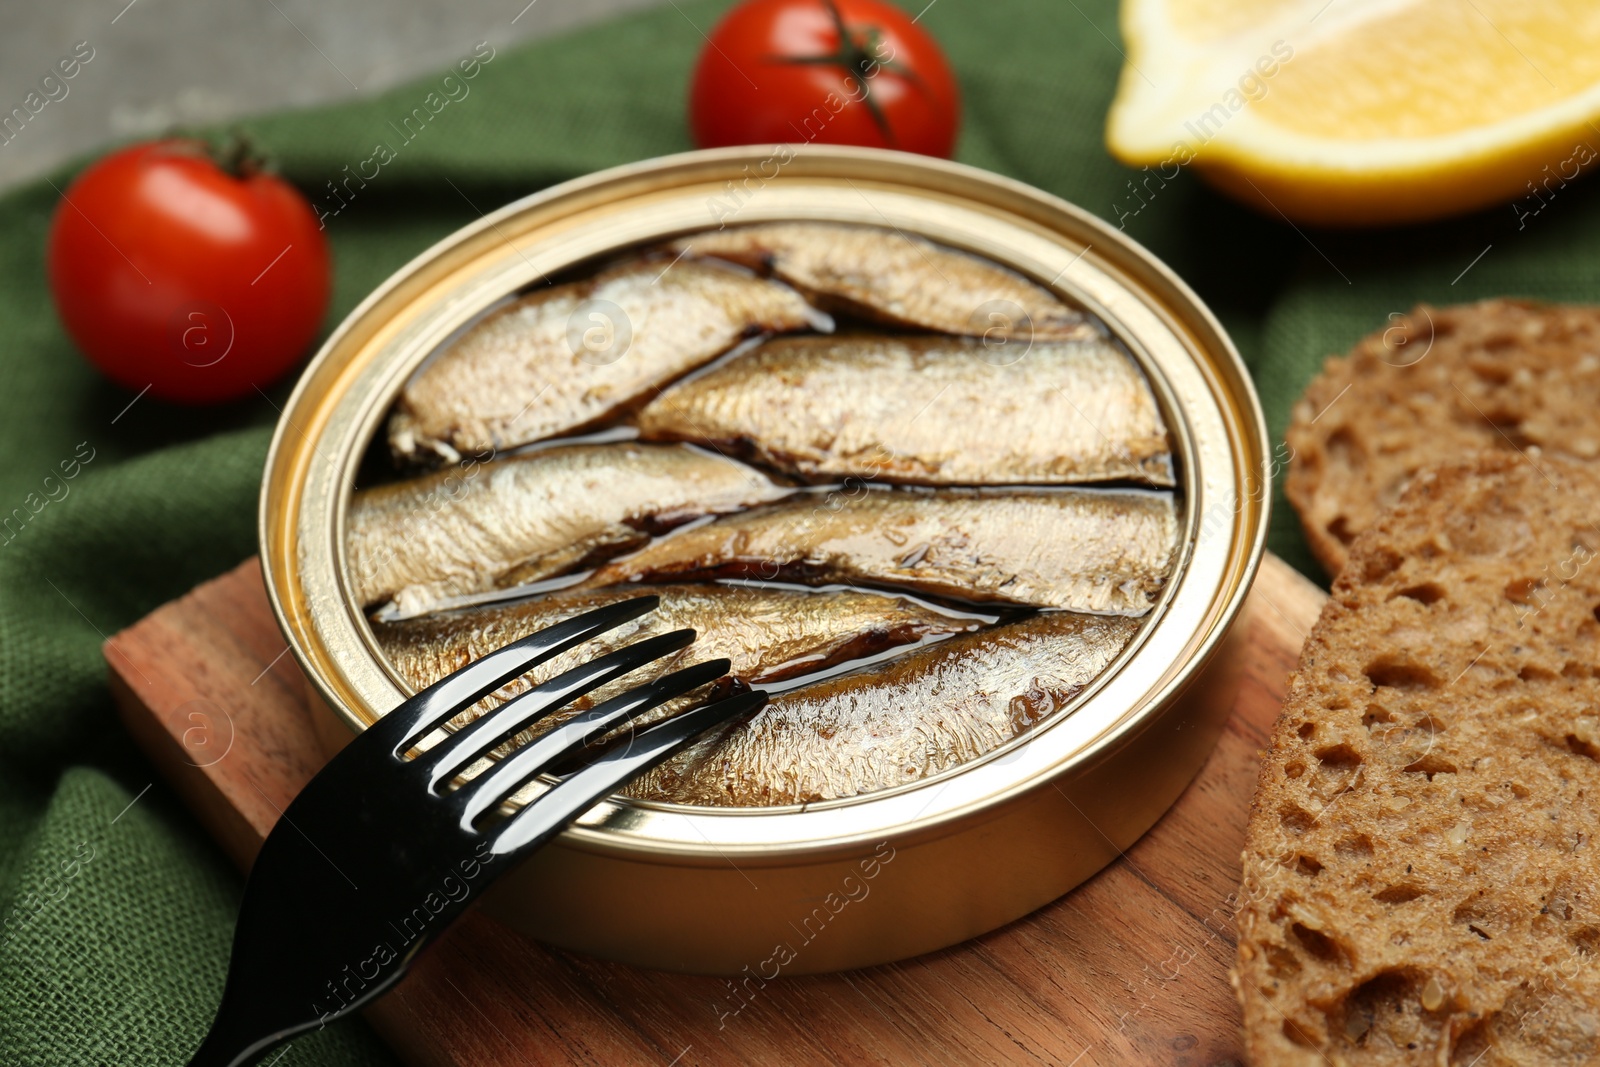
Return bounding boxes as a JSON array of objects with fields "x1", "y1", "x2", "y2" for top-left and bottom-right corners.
[{"x1": 185, "y1": 1001, "x2": 281, "y2": 1067}]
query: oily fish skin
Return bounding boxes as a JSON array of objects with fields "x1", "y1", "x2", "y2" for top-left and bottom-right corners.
[
  {"x1": 583, "y1": 487, "x2": 1179, "y2": 617},
  {"x1": 637, "y1": 333, "x2": 1174, "y2": 487},
  {"x1": 386, "y1": 256, "x2": 826, "y2": 463},
  {"x1": 345, "y1": 442, "x2": 790, "y2": 618},
  {"x1": 675, "y1": 222, "x2": 1096, "y2": 341},
  {"x1": 372, "y1": 583, "x2": 979, "y2": 737},
  {"x1": 628, "y1": 610, "x2": 1142, "y2": 806}
]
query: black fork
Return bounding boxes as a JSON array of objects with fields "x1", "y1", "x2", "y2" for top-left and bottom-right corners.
[{"x1": 186, "y1": 595, "x2": 761, "y2": 1067}]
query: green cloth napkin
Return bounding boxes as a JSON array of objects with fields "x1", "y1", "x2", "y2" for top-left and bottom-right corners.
[{"x1": 3, "y1": 1, "x2": 1595, "y2": 1062}]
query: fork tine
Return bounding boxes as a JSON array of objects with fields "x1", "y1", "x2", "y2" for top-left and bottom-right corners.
[
  {"x1": 486, "y1": 690, "x2": 767, "y2": 856},
  {"x1": 377, "y1": 595, "x2": 661, "y2": 754},
  {"x1": 418, "y1": 628, "x2": 697, "y2": 789},
  {"x1": 455, "y1": 657, "x2": 733, "y2": 827}
]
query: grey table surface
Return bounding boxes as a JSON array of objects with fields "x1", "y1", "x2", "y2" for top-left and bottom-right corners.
[{"x1": 2, "y1": 0, "x2": 666, "y2": 193}]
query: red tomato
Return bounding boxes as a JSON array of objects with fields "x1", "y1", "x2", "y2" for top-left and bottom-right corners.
[
  {"x1": 47, "y1": 139, "x2": 331, "y2": 404},
  {"x1": 690, "y1": 0, "x2": 960, "y2": 158}
]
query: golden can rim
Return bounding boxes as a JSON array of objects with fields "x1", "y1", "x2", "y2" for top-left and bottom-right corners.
[{"x1": 259, "y1": 145, "x2": 1269, "y2": 866}]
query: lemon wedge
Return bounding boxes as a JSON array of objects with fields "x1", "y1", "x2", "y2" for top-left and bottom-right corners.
[{"x1": 1107, "y1": 0, "x2": 1600, "y2": 226}]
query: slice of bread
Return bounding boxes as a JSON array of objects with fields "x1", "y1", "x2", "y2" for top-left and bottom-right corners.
[
  {"x1": 1285, "y1": 300, "x2": 1600, "y2": 575},
  {"x1": 1233, "y1": 452, "x2": 1600, "y2": 1066}
]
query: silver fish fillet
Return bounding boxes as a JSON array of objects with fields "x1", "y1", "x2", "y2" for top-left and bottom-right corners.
[
  {"x1": 674, "y1": 222, "x2": 1096, "y2": 341},
  {"x1": 582, "y1": 488, "x2": 1179, "y2": 616},
  {"x1": 387, "y1": 257, "x2": 827, "y2": 463},
  {"x1": 628, "y1": 611, "x2": 1142, "y2": 806},
  {"x1": 637, "y1": 334, "x2": 1174, "y2": 486},
  {"x1": 346, "y1": 443, "x2": 790, "y2": 617},
  {"x1": 372, "y1": 583, "x2": 979, "y2": 740}
]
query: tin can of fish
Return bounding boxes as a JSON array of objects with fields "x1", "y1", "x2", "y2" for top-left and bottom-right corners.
[{"x1": 260, "y1": 146, "x2": 1269, "y2": 975}]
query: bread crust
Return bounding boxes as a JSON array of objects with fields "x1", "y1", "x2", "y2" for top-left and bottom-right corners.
[
  {"x1": 1285, "y1": 300, "x2": 1600, "y2": 576},
  {"x1": 1234, "y1": 452, "x2": 1600, "y2": 1066}
]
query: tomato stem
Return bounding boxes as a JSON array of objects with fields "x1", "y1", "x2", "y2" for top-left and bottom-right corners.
[
  {"x1": 208, "y1": 128, "x2": 272, "y2": 179},
  {"x1": 764, "y1": 0, "x2": 920, "y2": 145}
]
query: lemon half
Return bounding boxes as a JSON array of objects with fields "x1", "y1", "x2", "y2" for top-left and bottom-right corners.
[{"x1": 1107, "y1": 0, "x2": 1600, "y2": 226}]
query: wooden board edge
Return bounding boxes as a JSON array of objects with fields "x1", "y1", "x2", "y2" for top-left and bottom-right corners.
[
  {"x1": 1248, "y1": 551, "x2": 1326, "y2": 647},
  {"x1": 107, "y1": 666, "x2": 263, "y2": 872}
]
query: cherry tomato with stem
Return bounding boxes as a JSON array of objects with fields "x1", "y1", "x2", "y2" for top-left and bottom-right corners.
[
  {"x1": 47, "y1": 137, "x2": 331, "y2": 404},
  {"x1": 690, "y1": 0, "x2": 960, "y2": 158}
]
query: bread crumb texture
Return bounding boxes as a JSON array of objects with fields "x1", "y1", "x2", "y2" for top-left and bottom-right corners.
[
  {"x1": 1285, "y1": 300, "x2": 1600, "y2": 576},
  {"x1": 1233, "y1": 453, "x2": 1600, "y2": 1066}
]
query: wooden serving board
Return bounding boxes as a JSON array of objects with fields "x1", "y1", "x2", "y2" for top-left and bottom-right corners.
[{"x1": 106, "y1": 553, "x2": 1323, "y2": 1067}]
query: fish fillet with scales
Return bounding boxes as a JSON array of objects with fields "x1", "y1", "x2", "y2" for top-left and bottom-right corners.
[
  {"x1": 387, "y1": 256, "x2": 825, "y2": 462},
  {"x1": 637, "y1": 333, "x2": 1173, "y2": 486},
  {"x1": 346, "y1": 443, "x2": 791, "y2": 617},
  {"x1": 629, "y1": 610, "x2": 1141, "y2": 806},
  {"x1": 582, "y1": 488, "x2": 1179, "y2": 616},
  {"x1": 675, "y1": 222, "x2": 1096, "y2": 341}
]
